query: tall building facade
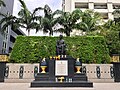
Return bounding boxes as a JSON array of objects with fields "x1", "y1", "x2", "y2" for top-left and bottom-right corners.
[
  {"x1": 62, "y1": 0, "x2": 120, "y2": 20},
  {"x1": 0, "y1": 0, "x2": 25, "y2": 54}
]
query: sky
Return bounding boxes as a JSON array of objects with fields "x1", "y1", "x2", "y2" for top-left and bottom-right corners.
[{"x1": 13, "y1": 0, "x2": 62, "y2": 36}]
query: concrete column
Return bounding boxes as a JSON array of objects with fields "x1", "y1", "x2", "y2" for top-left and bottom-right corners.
[
  {"x1": 65, "y1": 0, "x2": 71, "y2": 12},
  {"x1": 89, "y1": 2, "x2": 94, "y2": 10},
  {"x1": 71, "y1": 0, "x2": 75, "y2": 12},
  {"x1": 108, "y1": 13, "x2": 114, "y2": 20},
  {"x1": 107, "y1": 2, "x2": 113, "y2": 13},
  {"x1": 107, "y1": 2, "x2": 114, "y2": 20}
]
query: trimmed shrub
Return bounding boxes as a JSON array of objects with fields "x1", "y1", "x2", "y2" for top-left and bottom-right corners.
[
  {"x1": 10, "y1": 36, "x2": 110, "y2": 63},
  {"x1": 105, "y1": 31, "x2": 120, "y2": 55}
]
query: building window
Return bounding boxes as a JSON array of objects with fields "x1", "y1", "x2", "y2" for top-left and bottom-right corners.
[
  {"x1": 101, "y1": 13, "x2": 108, "y2": 19},
  {"x1": 0, "y1": 25, "x2": 1, "y2": 30},
  {"x1": 113, "y1": 4, "x2": 120, "y2": 9},
  {"x1": 6, "y1": 35, "x2": 8, "y2": 40},
  {"x1": 10, "y1": 35, "x2": 15, "y2": 43},
  {"x1": 5, "y1": 27, "x2": 8, "y2": 33},
  {"x1": 75, "y1": 3, "x2": 88, "y2": 9},
  {"x1": 2, "y1": 33, "x2": 7, "y2": 40},
  {"x1": 2, "y1": 33, "x2": 5, "y2": 38},
  {"x1": 2, "y1": 42, "x2": 5, "y2": 47},
  {"x1": 9, "y1": 47, "x2": 12, "y2": 53},
  {"x1": 2, "y1": 41, "x2": 7, "y2": 49},
  {"x1": 2, "y1": 48, "x2": 6, "y2": 54},
  {"x1": 4, "y1": 43, "x2": 6, "y2": 48},
  {"x1": 14, "y1": 29, "x2": 23, "y2": 35},
  {"x1": 94, "y1": 3, "x2": 107, "y2": 9}
]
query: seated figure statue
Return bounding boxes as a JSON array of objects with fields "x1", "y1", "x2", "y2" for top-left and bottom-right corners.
[{"x1": 56, "y1": 35, "x2": 66, "y2": 55}]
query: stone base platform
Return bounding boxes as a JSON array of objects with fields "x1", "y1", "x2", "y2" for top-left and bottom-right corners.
[{"x1": 31, "y1": 81, "x2": 93, "y2": 87}]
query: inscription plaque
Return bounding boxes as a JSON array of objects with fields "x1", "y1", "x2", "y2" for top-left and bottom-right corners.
[{"x1": 55, "y1": 60, "x2": 68, "y2": 76}]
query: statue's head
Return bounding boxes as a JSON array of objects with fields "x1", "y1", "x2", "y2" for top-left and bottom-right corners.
[{"x1": 59, "y1": 35, "x2": 63, "y2": 40}]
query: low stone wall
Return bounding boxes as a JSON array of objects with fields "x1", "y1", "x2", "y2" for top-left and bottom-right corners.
[
  {"x1": 4, "y1": 63, "x2": 39, "y2": 83},
  {"x1": 83, "y1": 64, "x2": 114, "y2": 82},
  {"x1": 4, "y1": 63, "x2": 114, "y2": 83}
]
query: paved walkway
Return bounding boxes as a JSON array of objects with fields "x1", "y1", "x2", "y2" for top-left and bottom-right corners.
[{"x1": 0, "y1": 83, "x2": 120, "y2": 90}]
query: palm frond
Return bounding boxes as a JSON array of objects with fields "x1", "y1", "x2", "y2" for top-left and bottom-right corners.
[
  {"x1": 32, "y1": 16, "x2": 42, "y2": 21},
  {"x1": 18, "y1": 0, "x2": 31, "y2": 18},
  {"x1": 0, "y1": 0, "x2": 6, "y2": 7},
  {"x1": 52, "y1": 10, "x2": 63, "y2": 16},
  {"x1": 44, "y1": 4, "x2": 52, "y2": 16},
  {"x1": 19, "y1": 0, "x2": 27, "y2": 10},
  {"x1": 33, "y1": 7, "x2": 43, "y2": 15},
  {"x1": 35, "y1": 24, "x2": 42, "y2": 33},
  {"x1": 0, "y1": 23, "x2": 9, "y2": 33},
  {"x1": 0, "y1": 13, "x2": 7, "y2": 17},
  {"x1": 54, "y1": 28, "x2": 64, "y2": 33}
]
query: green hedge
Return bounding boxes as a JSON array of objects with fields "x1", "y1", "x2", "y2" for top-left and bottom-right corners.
[
  {"x1": 10, "y1": 36, "x2": 110, "y2": 63},
  {"x1": 105, "y1": 31, "x2": 120, "y2": 55}
]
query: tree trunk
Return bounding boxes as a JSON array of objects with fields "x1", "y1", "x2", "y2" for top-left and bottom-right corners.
[
  {"x1": 28, "y1": 29, "x2": 30, "y2": 36},
  {"x1": 49, "y1": 29, "x2": 53, "y2": 36},
  {"x1": 66, "y1": 29, "x2": 70, "y2": 36}
]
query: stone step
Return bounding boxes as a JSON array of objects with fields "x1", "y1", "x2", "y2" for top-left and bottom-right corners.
[{"x1": 31, "y1": 81, "x2": 93, "y2": 87}]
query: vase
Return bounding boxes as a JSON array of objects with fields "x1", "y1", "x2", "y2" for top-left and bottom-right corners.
[
  {"x1": 41, "y1": 66, "x2": 47, "y2": 73},
  {"x1": 75, "y1": 66, "x2": 81, "y2": 73}
]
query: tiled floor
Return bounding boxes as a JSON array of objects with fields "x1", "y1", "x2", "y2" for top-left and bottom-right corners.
[{"x1": 0, "y1": 83, "x2": 120, "y2": 90}]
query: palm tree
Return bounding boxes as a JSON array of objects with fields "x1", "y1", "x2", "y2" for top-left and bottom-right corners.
[
  {"x1": 77, "y1": 10, "x2": 102, "y2": 34},
  {"x1": 54, "y1": 9, "x2": 82, "y2": 36},
  {"x1": 17, "y1": 0, "x2": 43, "y2": 36},
  {"x1": 38, "y1": 5, "x2": 58, "y2": 36},
  {"x1": 0, "y1": 13, "x2": 18, "y2": 34},
  {"x1": 0, "y1": 0, "x2": 6, "y2": 7},
  {"x1": 0, "y1": 0, "x2": 43, "y2": 36}
]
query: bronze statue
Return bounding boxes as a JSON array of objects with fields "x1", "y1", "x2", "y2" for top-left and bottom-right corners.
[{"x1": 56, "y1": 35, "x2": 66, "y2": 55}]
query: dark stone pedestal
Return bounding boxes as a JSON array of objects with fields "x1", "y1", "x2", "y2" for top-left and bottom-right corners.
[
  {"x1": 31, "y1": 81, "x2": 93, "y2": 87},
  {"x1": 73, "y1": 73, "x2": 87, "y2": 81},
  {"x1": 112, "y1": 62, "x2": 120, "y2": 82},
  {"x1": 31, "y1": 56, "x2": 93, "y2": 87},
  {"x1": 0, "y1": 62, "x2": 6, "y2": 82},
  {"x1": 35, "y1": 73, "x2": 49, "y2": 81}
]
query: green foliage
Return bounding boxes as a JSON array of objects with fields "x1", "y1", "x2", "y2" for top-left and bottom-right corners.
[
  {"x1": 54, "y1": 9, "x2": 82, "y2": 36},
  {"x1": 40, "y1": 5, "x2": 58, "y2": 36},
  {"x1": 10, "y1": 36, "x2": 110, "y2": 63},
  {"x1": 76, "y1": 10, "x2": 103, "y2": 33},
  {"x1": 104, "y1": 31, "x2": 120, "y2": 55},
  {"x1": 97, "y1": 20, "x2": 120, "y2": 55},
  {"x1": 88, "y1": 20, "x2": 120, "y2": 55},
  {"x1": 0, "y1": 0, "x2": 43, "y2": 36}
]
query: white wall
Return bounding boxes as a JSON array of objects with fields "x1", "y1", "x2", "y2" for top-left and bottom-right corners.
[{"x1": 64, "y1": 0, "x2": 120, "y2": 20}]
